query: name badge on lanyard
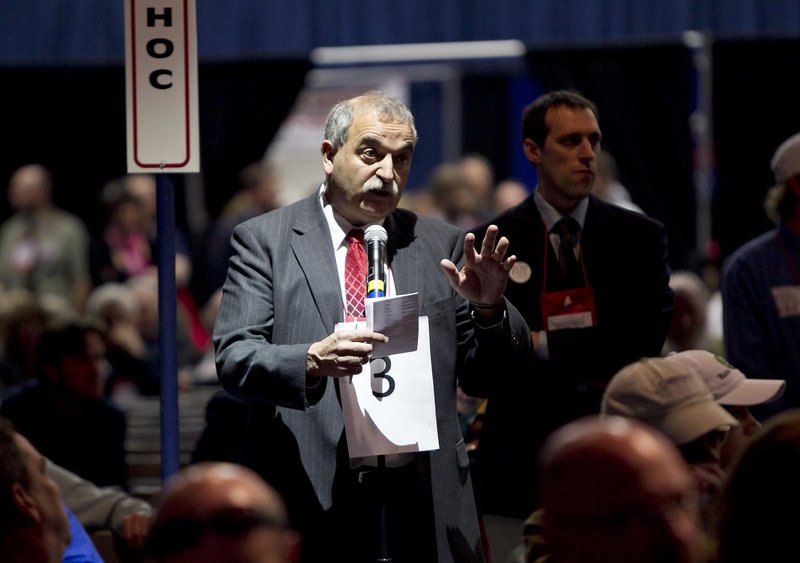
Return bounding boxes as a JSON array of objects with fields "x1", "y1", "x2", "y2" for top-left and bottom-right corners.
[
  {"x1": 538, "y1": 222, "x2": 597, "y2": 331},
  {"x1": 540, "y1": 286, "x2": 597, "y2": 330}
]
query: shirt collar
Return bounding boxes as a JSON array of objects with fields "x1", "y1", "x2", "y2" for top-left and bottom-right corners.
[{"x1": 533, "y1": 189, "x2": 589, "y2": 232}]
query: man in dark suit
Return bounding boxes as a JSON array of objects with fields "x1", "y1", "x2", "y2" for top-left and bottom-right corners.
[
  {"x1": 470, "y1": 90, "x2": 674, "y2": 553},
  {"x1": 213, "y1": 91, "x2": 531, "y2": 563}
]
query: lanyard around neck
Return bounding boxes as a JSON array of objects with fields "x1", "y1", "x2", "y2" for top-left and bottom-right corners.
[{"x1": 541, "y1": 220, "x2": 589, "y2": 293}]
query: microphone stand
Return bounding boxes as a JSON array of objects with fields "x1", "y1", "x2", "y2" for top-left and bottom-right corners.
[
  {"x1": 364, "y1": 226, "x2": 391, "y2": 562},
  {"x1": 376, "y1": 454, "x2": 390, "y2": 563}
]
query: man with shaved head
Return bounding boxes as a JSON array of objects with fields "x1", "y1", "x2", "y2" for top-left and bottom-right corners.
[
  {"x1": 526, "y1": 416, "x2": 707, "y2": 563},
  {"x1": 148, "y1": 462, "x2": 300, "y2": 563}
]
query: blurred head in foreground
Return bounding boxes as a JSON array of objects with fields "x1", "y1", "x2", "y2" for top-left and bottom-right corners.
[
  {"x1": 149, "y1": 462, "x2": 300, "y2": 563},
  {"x1": 538, "y1": 416, "x2": 705, "y2": 563}
]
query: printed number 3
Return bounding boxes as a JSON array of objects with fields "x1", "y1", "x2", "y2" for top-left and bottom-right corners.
[{"x1": 370, "y1": 357, "x2": 395, "y2": 398}]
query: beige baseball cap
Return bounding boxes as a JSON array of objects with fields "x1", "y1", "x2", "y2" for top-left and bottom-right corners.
[
  {"x1": 771, "y1": 131, "x2": 800, "y2": 183},
  {"x1": 665, "y1": 350, "x2": 785, "y2": 406},
  {"x1": 601, "y1": 357, "x2": 738, "y2": 445}
]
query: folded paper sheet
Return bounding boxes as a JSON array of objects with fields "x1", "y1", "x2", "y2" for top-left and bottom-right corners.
[{"x1": 338, "y1": 313, "x2": 439, "y2": 458}]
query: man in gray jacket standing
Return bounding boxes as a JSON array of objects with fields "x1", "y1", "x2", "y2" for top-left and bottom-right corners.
[{"x1": 214, "y1": 91, "x2": 531, "y2": 562}]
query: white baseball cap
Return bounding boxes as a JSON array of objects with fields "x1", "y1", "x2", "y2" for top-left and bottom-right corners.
[
  {"x1": 665, "y1": 350, "x2": 785, "y2": 406},
  {"x1": 601, "y1": 357, "x2": 738, "y2": 445}
]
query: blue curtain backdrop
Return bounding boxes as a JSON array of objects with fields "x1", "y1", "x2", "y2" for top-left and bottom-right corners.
[{"x1": 2, "y1": 1, "x2": 800, "y2": 66}]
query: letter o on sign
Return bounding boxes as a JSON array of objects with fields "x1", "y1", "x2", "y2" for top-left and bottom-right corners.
[{"x1": 146, "y1": 38, "x2": 174, "y2": 58}]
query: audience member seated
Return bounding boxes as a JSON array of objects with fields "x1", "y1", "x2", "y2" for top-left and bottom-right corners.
[
  {"x1": 663, "y1": 270, "x2": 720, "y2": 355},
  {"x1": 1, "y1": 318, "x2": 128, "y2": 488},
  {"x1": 457, "y1": 152, "x2": 496, "y2": 222},
  {"x1": 664, "y1": 349, "x2": 785, "y2": 468},
  {"x1": 0, "y1": 290, "x2": 51, "y2": 391},
  {"x1": 203, "y1": 161, "x2": 282, "y2": 300},
  {"x1": 0, "y1": 416, "x2": 71, "y2": 562},
  {"x1": 0, "y1": 164, "x2": 91, "y2": 312},
  {"x1": 48, "y1": 457, "x2": 152, "y2": 552},
  {"x1": 427, "y1": 162, "x2": 484, "y2": 229},
  {"x1": 148, "y1": 462, "x2": 300, "y2": 563},
  {"x1": 398, "y1": 189, "x2": 437, "y2": 217},
  {"x1": 63, "y1": 507, "x2": 105, "y2": 563},
  {"x1": 89, "y1": 190, "x2": 152, "y2": 287},
  {"x1": 524, "y1": 415, "x2": 707, "y2": 563},
  {"x1": 84, "y1": 281, "x2": 158, "y2": 397},
  {"x1": 126, "y1": 273, "x2": 203, "y2": 389},
  {"x1": 121, "y1": 173, "x2": 210, "y2": 355},
  {"x1": 711, "y1": 409, "x2": 800, "y2": 563},
  {"x1": 600, "y1": 357, "x2": 738, "y2": 525},
  {"x1": 121, "y1": 174, "x2": 193, "y2": 287},
  {"x1": 592, "y1": 151, "x2": 644, "y2": 214},
  {"x1": 0, "y1": 418, "x2": 103, "y2": 563},
  {"x1": 492, "y1": 178, "x2": 528, "y2": 215}
]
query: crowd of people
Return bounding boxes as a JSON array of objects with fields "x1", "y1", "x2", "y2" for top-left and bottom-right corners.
[{"x1": 1, "y1": 87, "x2": 799, "y2": 563}]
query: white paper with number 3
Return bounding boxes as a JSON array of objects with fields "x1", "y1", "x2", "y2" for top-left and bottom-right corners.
[{"x1": 337, "y1": 316, "x2": 439, "y2": 458}]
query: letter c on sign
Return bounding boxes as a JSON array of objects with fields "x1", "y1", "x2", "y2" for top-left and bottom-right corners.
[{"x1": 149, "y1": 70, "x2": 173, "y2": 89}]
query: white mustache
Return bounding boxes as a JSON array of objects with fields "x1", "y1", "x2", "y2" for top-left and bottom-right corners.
[{"x1": 362, "y1": 176, "x2": 398, "y2": 196}]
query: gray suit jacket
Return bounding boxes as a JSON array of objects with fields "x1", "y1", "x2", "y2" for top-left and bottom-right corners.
[{"x1": 214, "y1": 191, "x2": 530, "y2": 562}]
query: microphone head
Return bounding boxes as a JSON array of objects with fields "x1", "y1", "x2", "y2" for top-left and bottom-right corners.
[{"x1": 364, "y1": 224, "x2": 388, "y2": 244}]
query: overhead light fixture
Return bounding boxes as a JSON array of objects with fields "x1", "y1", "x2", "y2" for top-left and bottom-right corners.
[{"x1": 311, "y1": 40, "x2": 526, "y2": 65}]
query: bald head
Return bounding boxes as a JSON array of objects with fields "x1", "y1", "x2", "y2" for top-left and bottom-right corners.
[
  {"x1": 150, "y1": 463, "x2": 297, "y2": 563},
  {"x1": 539, "y1": 417, "x2": 704, "y2": 563}
]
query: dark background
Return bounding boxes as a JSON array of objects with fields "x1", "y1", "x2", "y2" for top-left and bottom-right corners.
[
  {"x1": 0, "y1": 59, "x2": 310, "y2": 236},
  {"x1": 1, "y1": 37, "x2": 799, "y2": 274}
]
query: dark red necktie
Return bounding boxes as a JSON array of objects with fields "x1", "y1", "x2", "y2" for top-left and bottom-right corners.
[
  {"x1": 344, "y1": 229, "x2": 367, "y2": 321},
  {"x1": 556, "y1": 217, "x2": 582, "y2": 286}
]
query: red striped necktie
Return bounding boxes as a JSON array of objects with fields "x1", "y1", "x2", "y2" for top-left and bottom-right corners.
[{"x1": 344, "y1": 229, "x2": 367, "y2": 321}]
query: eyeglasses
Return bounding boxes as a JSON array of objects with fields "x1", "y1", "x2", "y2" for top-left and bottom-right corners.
[{"x1": 148, "y1": 506, "x2": 288, "y2": 556}]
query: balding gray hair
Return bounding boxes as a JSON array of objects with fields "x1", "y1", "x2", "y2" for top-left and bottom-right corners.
[{"x1": 323, "y1": 90, "x2": 418, "y2": 150}]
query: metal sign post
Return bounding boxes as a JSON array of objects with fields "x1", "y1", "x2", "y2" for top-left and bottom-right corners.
[{"x1": 125, "y1": 0, "x2": 200, "y2": 481}]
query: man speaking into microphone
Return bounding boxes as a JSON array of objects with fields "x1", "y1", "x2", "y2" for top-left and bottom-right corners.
[{"x1": 213, "y1": 91, "x2": 531, "y2": 563}]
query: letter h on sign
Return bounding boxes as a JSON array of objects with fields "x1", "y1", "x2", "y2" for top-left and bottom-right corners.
[{"x1": 147, "y1": 7, "x2": 174, "y2": 89}]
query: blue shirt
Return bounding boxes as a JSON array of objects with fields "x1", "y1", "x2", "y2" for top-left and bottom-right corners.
[
  {"x1": 722, "y1": 221, "x2": 800, "y2": 417},
  {"x1": 63, "y1": 507, "x2": 104, "y2": 563}
]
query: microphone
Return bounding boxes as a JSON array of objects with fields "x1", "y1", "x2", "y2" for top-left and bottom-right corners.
[{"x1": 364, "y1": 225, "x2": 388, "y2": 298}]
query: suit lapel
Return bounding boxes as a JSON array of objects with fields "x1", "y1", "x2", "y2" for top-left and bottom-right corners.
[
  {"x1": 517, "y1": 198, "x2": 548, "y2": 292},
  {"x1": 579, "y1": 196, "x2": 605, "y2": 276},
  {"x1": 384, "y1": 211, "x2": 420, "y2": 296},
  {"x1": 290, "y1": 194, "x2": 342, "y2": 334}
]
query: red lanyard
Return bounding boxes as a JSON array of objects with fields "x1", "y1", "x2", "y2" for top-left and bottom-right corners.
[{"x1": 541, "y1": 221, "x2": 589, "y2": 293}]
